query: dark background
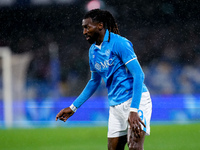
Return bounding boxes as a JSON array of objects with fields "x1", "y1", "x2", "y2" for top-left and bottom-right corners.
[{"x1": 0, "y1": 0, "x2": 200, "y2": 97}]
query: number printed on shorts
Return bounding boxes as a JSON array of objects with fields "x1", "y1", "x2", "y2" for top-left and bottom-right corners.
[{"x1": 138, "y1": 110, "x2": 143, "y2": 120}]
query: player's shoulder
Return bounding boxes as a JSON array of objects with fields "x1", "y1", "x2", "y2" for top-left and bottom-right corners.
[
  {"x1": 88, "y1": 44, "x2": 96, "y2": 56},
  {"x1": 110, "y1": 33, "x2": 133, "y2": 49},
  {"x1": 111, "y1": 32, "x2": 130, "y2": 43},
  {"x1": 88, "y1": 44, "x2": 96, "y2": 52}
]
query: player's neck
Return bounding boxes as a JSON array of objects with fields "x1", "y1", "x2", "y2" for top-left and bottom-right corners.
[{"x1": 96, "y1": 29, "x2": 106, "y2": 45}]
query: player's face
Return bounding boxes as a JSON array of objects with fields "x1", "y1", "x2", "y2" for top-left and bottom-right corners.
[{"x1": 82, "y1": 18, "x2": 100, "y2": 44}]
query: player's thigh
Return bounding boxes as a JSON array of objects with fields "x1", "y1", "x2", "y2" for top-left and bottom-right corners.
[
  {"x1": 107, "y1": 101, "x2": 130, "y2": 138},
  {"x1": 127, "y1": 129, "x2": 145, "y2": 150},
  {"x1": 108, "y1": 135, "x2": 127, "y2": 150}
]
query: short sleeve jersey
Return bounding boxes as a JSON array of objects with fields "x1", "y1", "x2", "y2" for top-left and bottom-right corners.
[{"x1": 89, "y1": 30, "x2": 148, "y2": 106}]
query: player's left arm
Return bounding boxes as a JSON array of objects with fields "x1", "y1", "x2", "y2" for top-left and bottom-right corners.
[
  {"x1": 126, "y1": 58, "x2": 146, "y2": 138},
  {"x1": 115, "y1": 39, "x2": 144, "y2": 109},
  {"x1": 126, "y1": 59, "x2": 144, "y2": 109},
  {"x1": 115, "y1": 39, "x2": 145, "y2": 137}
]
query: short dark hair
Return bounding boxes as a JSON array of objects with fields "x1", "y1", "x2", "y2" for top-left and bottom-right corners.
[{"x1": 83, "y1": 9, "x2": 120, "y2": 41}]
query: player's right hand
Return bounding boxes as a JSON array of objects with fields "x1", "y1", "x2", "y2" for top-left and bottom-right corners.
[{"x1": 55, "y1": 107, "x2": 74, "y2": 122}]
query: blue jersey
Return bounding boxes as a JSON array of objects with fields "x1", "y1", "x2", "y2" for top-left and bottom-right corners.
[{"x1": 89, "y1": 30, "x2": 148, "y2": 106}]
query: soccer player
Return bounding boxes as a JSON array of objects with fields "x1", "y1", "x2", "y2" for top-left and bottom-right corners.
[{"x1": 56, "y1": 9, "x2": 152, "y2": 150}]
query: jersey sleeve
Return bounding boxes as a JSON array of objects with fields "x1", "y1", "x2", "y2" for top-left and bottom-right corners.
[
  {"x1": 73, "y1": 71, "x2": 101, "y2": 108},
  {"x1": 114, "y1": 38, "x2": 137, "y2": 64},
  {"x1": 126, "y1": 59, "x2": 144, "y2": 109}
]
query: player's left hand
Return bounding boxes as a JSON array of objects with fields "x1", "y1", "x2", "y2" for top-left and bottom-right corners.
[{"x1": 128, "y1": 112, "x2": 146, "y2": 138}]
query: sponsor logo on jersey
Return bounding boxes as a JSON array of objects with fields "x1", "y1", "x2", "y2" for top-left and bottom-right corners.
[{"x1": 95, "y1": 58, "x2": 114, "y2": 71}]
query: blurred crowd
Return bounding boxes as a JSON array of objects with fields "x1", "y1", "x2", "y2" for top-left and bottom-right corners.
[
  {"x1": 0, "y1": 1, "x2": 199, "y2": 100},
  {"x1": 130, "y1": 21, "x2": 200, "y2": 95}
]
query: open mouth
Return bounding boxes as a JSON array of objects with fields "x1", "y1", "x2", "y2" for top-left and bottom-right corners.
[
  {"x1": 85, "y1": 35, "x2": 91, "y2": 41},
  {"x1": 86, "y1": 37, "x2": 90, "y2": 40}
]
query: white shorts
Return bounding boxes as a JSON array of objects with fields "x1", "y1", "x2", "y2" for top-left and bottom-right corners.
[{"x1": 107, "y1": 92, "x2": 152, "y2": 138}]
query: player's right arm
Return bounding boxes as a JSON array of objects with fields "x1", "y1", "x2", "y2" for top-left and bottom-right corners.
[{"x1": 55, "y1": 71, "x2": 101, "y2": 122}]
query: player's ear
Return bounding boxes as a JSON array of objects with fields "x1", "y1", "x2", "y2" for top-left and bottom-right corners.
[{"x1": 98, "y1": 22, "x2": 104, "y2": 30}]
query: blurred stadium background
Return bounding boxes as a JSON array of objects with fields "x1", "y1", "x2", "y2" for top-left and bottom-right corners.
[{"x1": 0, "y1": 0, "x2": 200, "y2": 149}]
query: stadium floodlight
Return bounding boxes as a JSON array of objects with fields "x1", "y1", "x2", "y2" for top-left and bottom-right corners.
[
  {"x1": 86, "y1": 0, "x2": 102, "y2": 11},
  {"x1": 0, "y1": 47, "x2": 13, "y2": 128}
]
